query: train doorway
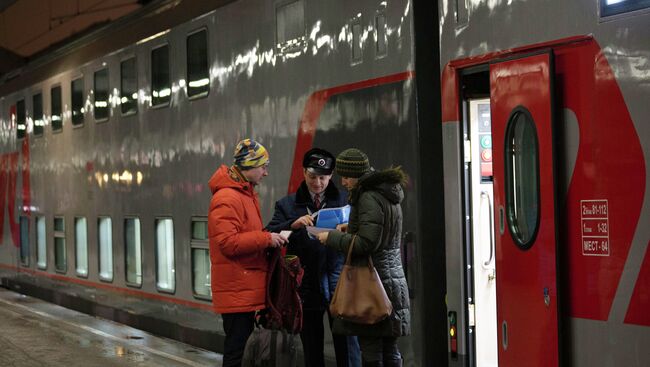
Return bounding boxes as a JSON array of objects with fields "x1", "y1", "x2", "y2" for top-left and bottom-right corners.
[
  {"x1": 460, "y1": 51, "x2": 561, "y2": 367},
  {"x1": 467, "y1": 98, "x2": 498, "y2": 367}
]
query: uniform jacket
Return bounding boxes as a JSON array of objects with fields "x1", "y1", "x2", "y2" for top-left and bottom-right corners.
[
  {"x1": 266, "y1": 181, "x2": 347, "y2": 310},
  {"x1": 326, "y1": 167, "x2": 411, "y2": 337},
  {"x1": 208, "y1": 165, "x2": 272, "y2": 314}
]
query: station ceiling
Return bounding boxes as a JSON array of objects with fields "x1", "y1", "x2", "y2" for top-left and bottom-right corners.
[{"x1": 0, "y1": 0, "x2": 149, "y2": 77}]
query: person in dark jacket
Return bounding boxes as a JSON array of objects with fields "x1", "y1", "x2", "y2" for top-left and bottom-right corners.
[
  {"x1": 317, "y1": 148, "x2": 410, "y2": 367},
  {"x1": 267, "y1": 148, "x2": 361, "y2": 367}
]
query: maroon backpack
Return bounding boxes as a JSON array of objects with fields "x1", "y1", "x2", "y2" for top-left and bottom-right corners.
[{"x1": 264, "y1": 248, "x2": 304, "y2": 334}]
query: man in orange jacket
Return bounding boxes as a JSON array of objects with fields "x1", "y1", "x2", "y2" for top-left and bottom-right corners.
[{"x1": 208, "y1": 138, "x2": 287, "y2": 367}]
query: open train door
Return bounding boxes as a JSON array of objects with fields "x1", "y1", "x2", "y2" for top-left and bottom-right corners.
[{"x1": 490, "y1": 52, "x2": 560, "y2": 367}]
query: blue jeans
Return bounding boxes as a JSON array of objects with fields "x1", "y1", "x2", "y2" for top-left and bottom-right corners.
[
  {"x1": 222, "y1": 312, "x2": 255, "y2": 367},
  {"x1": 357, "y1": 336, "x2": 401, "y2": 363}
]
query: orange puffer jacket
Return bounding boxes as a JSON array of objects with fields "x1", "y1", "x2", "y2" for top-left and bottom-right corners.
[{"x1": 208, "y1": 165, "x2": 272, "y2": 313}]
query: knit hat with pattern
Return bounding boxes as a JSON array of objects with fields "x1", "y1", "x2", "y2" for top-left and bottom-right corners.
[
  {"x1": 335, "y1": 148, "x2": 370, "y2": 178},
  {"x1": 233, "y1": 139, "x2": 269, "y2": 169}
]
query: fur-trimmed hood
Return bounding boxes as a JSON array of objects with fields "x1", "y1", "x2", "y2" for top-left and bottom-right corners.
[{"x1": 353, "y1": 166, "x2": 407, "y2": 205}]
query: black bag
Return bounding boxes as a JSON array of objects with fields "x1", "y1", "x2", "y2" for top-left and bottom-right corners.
[{"x1": 241, "y1": 325, "x2": 298, "y2": 367}]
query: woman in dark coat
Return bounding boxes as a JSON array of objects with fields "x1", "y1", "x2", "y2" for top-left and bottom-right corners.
[
  {"x1": 267, "y1": 148, "x2": 360, "y2": 367},
  {"x1": 318, "y1": 148, "x2": 410, "y2": 367}
]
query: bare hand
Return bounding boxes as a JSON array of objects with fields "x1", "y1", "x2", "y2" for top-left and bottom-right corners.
[
  {"x1": 269, "y1": 233, "x2": 288, "y2": 248},
  {"x1": 317, "y1": 231, "x2": 329, "y2": 244},
  {"x1": 291, "y1": 214, "x2": 314, "y2": 230},
  {"x1": 336, "y1": 223, "x2": 348, "y2": 232}
]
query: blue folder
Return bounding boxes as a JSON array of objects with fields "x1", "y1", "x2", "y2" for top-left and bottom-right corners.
[{"x1": 315, "y1": 205, "x2": 351, "y2": 229}]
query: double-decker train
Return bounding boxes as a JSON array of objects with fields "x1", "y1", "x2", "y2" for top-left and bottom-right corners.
[{"x1": 0, "y1": 0, "x2": 647, "y2": 366}]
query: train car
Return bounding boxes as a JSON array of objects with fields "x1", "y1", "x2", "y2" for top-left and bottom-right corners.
[
  {"x1": 0, "y1": 0, "x2": 450, "y2": 365},
  {"x1": 439, "y1": 0, "x2": 649, "y2": 366}
]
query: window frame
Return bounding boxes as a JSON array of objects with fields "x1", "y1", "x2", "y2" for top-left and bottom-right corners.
[
  {"x1": 93, "y1": 67, "x2": 110, "y2": 122},
  {"x1": 53, "y1": 215, "x2": 67, "y2": 274},
  {"x1": 600, "y1": 0, "x2": 650, "y2": 17},
  {"x1": 74, "y1": 216, "x2": 89, "y2": 278},
  {"x1": 150, "y1": 43, "x2": 172, "y2": 109},
  {"x1": 155, "y1": 217, "x2": 176, "y2": 294},
  {"x1": 16, "y1": 99, "x2": 26, "y2": 140},
  {"x1": 32, "y1": 92, "x2": 44, "y2": 137},
  {"x1": 19, "y1": 216, "x2": 30, "y2": 267},
  {"x1": 504, "y1": 106, "x2": 541, "y2": 250},
  {"x1": 186, "y1": 27, "x2": 210, "y2": 100},
  {"x1": 124, "y1": 216, "x2": 143, "y2": 288},
  {"x1": 70, "y1": 76, "x2": 85, "y2": 128},
  {"x1": 36, "y1": 215, "x2": 47, "y2": 270},
  {"x1": 190, "y1": 216, "x2": 211, "y2": 300},
  {"x1": 120, "y1": 56, "x2": 138, "y2": 116},
  {"x1": 98, "y1": 216, "x2": 114, "y2": 282},
  {"x1": 50, "y1": 84, "x2": 63, "y2": 133}
]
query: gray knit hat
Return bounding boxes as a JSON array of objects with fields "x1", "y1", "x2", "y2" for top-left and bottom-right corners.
[{"x1": 335, "y1": 148, "x2": 370, "y2": 178}]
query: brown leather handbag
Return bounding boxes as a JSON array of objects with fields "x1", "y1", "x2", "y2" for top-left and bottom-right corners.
[{"x1": 329, "y1": 235, "x2": 393, "y2": 324}]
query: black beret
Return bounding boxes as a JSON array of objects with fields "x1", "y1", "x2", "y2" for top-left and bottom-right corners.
[{"x1": 302, "y1": 148, "x2": 335, "y2": 175}]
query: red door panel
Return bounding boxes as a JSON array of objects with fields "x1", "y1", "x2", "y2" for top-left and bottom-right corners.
[{"x1": 490, "y1": 52, "x2": 559, "y2": 367}]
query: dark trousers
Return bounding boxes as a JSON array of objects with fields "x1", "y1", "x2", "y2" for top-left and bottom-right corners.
[
  {"x1": 222, "y1": 311, "x2": 255, "y2": 367},
  {"x1": 357, "y1": 336, "x2": 401, "y2": 363},
  {"x1": 301, "y1": 308, "x2": 361, "y2": 367}
]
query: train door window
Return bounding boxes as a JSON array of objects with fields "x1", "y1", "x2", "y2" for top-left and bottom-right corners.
[
  {"x1": 505, "y1": 107, "x2": 540, "y2": 249},
  {"x1": 54, "y1": 216, "x2": 67, "y2": 273},
  {"x1": 98, "y1": 217, "x2": 114, "y2": 281},
  {"x1": 94, "y1": 68, "x2": 109, "y2": 121},
  {"x1": 33, "y1": 93, "x2": 44, "y2": 137},
  {"x1": 191, "y1": 218, "x2": 211, "y2": 299},
  {"x1": 20, "y1": 216, "x2": 29, "y2": 266},
  {"x1": 16, "y1": 99, "x2": 26, "y2": 139},
  {"x1": 375, "y1": 12, "x2": 387, "y2": 58},
  {"x1": 151, "y1": 44, "x2": 171, "y2": 107},
  {"x1": 51, "y1": 85, "x2": 63, "y2": 132},
  {"x1": 71, "y1": 77, "x2": 85, "y2": 126},
  {"x1": 125, "y1": 217, "x2": 142, "y2": 287},
  {"x1": 75, "y1": 217, "x2": 88, "y2": 277},
  {"x1": 120, "y1": 57, "x2": 138, "y2": 116},
  {"x1": 36, "y1": 216, "x2": 46, "y2": 269},
  {"x1": 186, "y1": 29, "x2": 209, "y2": 99},
  {"x1": 350, "y1": 16, "x2": 363, "y2": 64},
  {"x1": 155, "y1": 218, "x2": 175, "y2": 293},
  {"x1": 601, "y1": 0, "x2": 650, "y2": 16}
]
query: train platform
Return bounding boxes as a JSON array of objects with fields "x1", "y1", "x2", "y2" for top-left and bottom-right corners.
[{"x1": 0, "y1": 287, "x2": 222, "y2": 366}]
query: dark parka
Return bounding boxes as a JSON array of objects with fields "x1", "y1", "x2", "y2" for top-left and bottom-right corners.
[
  {"x1": 326, "y1": 167, "x2": 411, "y2": 337},
  {"x1": 266, "y1": 181, "x2": 347, "y2": 310}
]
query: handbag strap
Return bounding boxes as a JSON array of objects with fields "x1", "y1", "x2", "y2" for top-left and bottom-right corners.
[{"x1": 344, "y1": 235, "x2": 376, "y2": 270}]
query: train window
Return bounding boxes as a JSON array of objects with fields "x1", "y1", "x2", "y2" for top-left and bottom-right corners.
[
  {"x1": 94, "y1": 68, "x2": 109, "y2": 121},
  {"x1": 151, "y1": 44, "x2": 171, "y2": 107},
  {"x1": 125, "y1": 218, "x2": 142, "y2": 287},
  {"x1": 75, "y1": 217, "x2": 88, "y2": 277},
  {"x1": 16, "y1": 99, "x2": 26, "y2": 139},
  {"x1": 275, "y1": 0, "x2": 305, "y2": 52},
  {"x1": 505, "y1": 107, "x2": 540, "y2": 249},
  {"x1": 155, "y1": 218, "x2": 175, "y2": 293},
  {"x1": 120, "y1": 57, "x2": 138, "y2": 116},
  {"x1": 191, "y1": 218, "x2": 211, "y2": 300},
  {"x1": 36, "y1": 216, "x2": 46, "y2": 269},
  {"x1": 351, "y1": 18, "x2": 363, "y2": 64},
  {"x1": 33, "y1": 93, "x2": 44, "y2": 137},
  {"x1": 20, "y1": 216, "x2": 29, "y2": 266},
  {"x1": 54, "y1": 216, "x2": 67, "y2": 273},
  {"x1": 51, "y1": 86, "x2": 63, "y2": 132},
  {"x1": 375, "y1": 13, "x2": 387, "y2": 58},
  {"x1": 98, "y1": 217, "x2": 114, "y2": 282},
  {"x1": 71, "y1": 77, "x2": 85, "y2": 126},
  {"x1": 601, "y1": 0, "x2": 650, "y2": 16},
  {"x1": 186, "y1": 29, "x2": 209, "y2": 99}
]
